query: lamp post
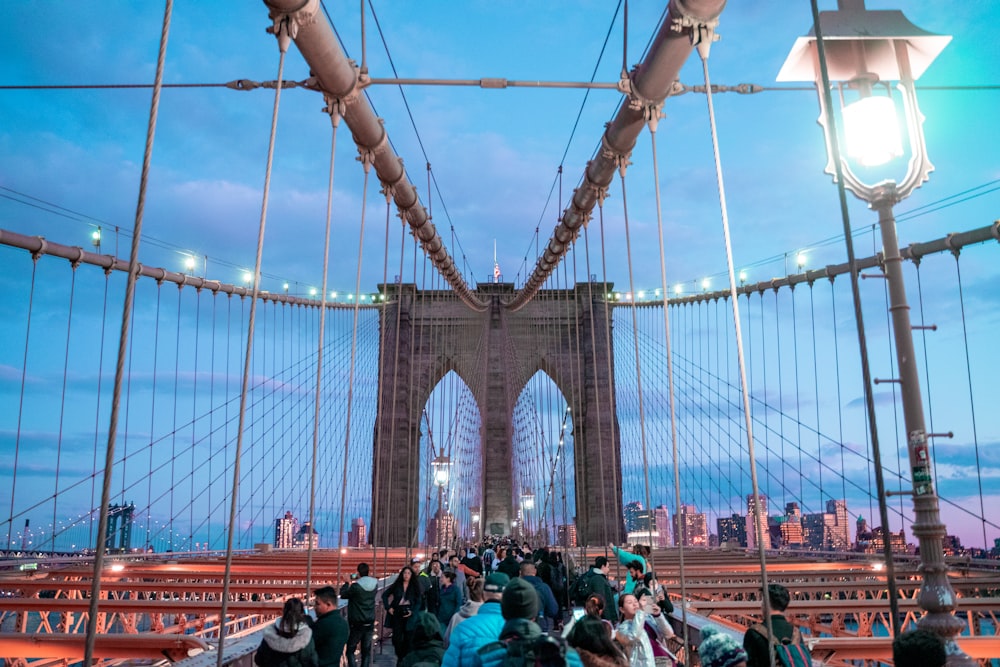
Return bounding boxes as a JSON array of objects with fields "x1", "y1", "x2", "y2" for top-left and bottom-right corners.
[
  {"x1": 470, "y1": 506, "x2": 481, "y2": 542},
  {"x1": 431, "y1": 449, "x2": 450, "y2": 547},
  {"x1": 521, "y1": 488, "x2": 535, "y2": 544},
  {"x1": 780, "y1": 2, "x2": 970, "y2": 663}
]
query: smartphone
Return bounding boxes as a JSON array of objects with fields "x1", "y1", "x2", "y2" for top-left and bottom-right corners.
[{"x1": 572, "y1": 608, "x2": 585, "y2": 620}]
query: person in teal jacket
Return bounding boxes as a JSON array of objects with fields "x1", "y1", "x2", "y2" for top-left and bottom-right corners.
[{"x1": 610, "y1": 544, "x2": 648, "y2": 595}]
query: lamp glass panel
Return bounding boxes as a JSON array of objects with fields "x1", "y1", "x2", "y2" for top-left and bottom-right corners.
[{"x1": 842, "y1": 95, "x2": 903, "y2": 167}]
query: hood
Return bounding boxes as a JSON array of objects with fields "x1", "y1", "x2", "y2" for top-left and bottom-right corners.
[
  {"x1": 357, "y1": 575, "x2": 378, "y2": 591},
  {"x1": 262, "y1": 621, "x2": 313, "y2": 654},
  {"x1": 458, "y1": 600, "x2": 483, "y2": 618},
  {"x1": 412, "y1": 611, "x2": 444, "y2": 644}
]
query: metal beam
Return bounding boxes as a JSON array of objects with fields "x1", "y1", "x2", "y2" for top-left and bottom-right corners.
[
  {"x1": 506, "y1": 0, "x2": 729, "y2": 311},
  {"x1": 261, "y1": 0, "x2": 486, "y2": 311}
]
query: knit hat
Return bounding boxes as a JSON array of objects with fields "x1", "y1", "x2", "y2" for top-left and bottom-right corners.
[
  {"x1": 484, "y1": 572, "x2": 510, "y2": 593},
  {"x1": 699, "y1": 625, "x2": 748, "y2": 667},
  {"x1": 501, "y1": 577, "x2": 540, "y2": 620}
]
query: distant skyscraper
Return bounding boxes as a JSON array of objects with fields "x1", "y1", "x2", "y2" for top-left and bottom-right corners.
[
  {"x1": 348, "y1": 517, "x2": 367, "y2": 548},
  {"x1": 746, "y1": 495, "x2": 770, "y2": 550},
  {"x1": 673, "y1": 504, "x2": 708, "y2": 547},
  {"x1": 781, "y1": 502, "x2": 803, "y2": 548},
  {"x1": 274, "y1": 511, "x2": 297, "y2": 549},
  {"x1": 826, "y1": 499, "x2": 850, "y2": 550},
  {"x1": 624, "y1": 501, "x2": 645, "y2": 533},
  {"x1": 427, "y1": 510, "x2": 456, "y2": 547},
  {"x1": 294, "y1": 521, "x2": 320, "y2": 549},
  {"x1": 557, "y1": 523, "x2": 577, "y2": 548},
  {"x1": 717, "y1": 513, "x2": 747, "y2": 547},
  {"x1": 653, "y1": 505, "x2": 670, "y2": 547}
]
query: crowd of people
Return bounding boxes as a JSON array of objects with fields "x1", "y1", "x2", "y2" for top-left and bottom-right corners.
[{"x1": 252, "y1": 538, "x2": 950, "y2": 667}]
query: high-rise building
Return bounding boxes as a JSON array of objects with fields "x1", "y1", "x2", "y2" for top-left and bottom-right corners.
[
  {"x1": 781, "y1": 503, "x2": 803, "y2": 548},
  {"x1": 826, "y1": 499, "x2": 850, "y2": 550},
  {"x1": 427, "y1": 510, "x2": 456, "y2": 548},
  {"x1": 672, "y1": 504, "x2": 708, "y2": 547},
  {"x1": 557, "y1": 523, "x2": 577, "y2": 548},
  {"x1": 348, "y1": 517, "x2": 367, "y2": 548},
  {"x1": 717, "y1": 513, "x2": 746, "y2": 547},
  {"x1": 294, "y1": 521, "x2": 320, "y2": 549},
  {"x1": 274, "y1": 511, "x2": 297, "y2": 549},
  {"x1": 746, "y1": 495, "x2": 770, "y2": 550},
  {"x1": 624, "y1": 501, "x2": 645, "y2": 533},
  {"x1": 653, "y1": 505, "x2": 670, "y2": 548}
]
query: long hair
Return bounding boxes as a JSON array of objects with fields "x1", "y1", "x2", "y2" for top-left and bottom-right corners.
[
  {"x1": 390, "y1": 565, "x2": 417, "y2": 596},
  {"x1": 278, "y1": 597, "x2": 308, "y2": 637},
  {"x1": 584, "y1": 593, "x2": 606, "y2": 619},
  {"x1": 568, "y1": 615, "x2": 626, "y2": 662}
]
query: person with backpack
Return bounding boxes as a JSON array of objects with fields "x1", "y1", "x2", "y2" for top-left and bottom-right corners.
[
  {"x1": 340, "y1": 563, "x2": 379, "y2": 667},
  {"x1": 570, "y1": 557, "x2": 617, "y2": 623},
  {"x1": 474, "y1": 578, "x2": 585, "y2": 667},
  {"x1": 699, "y1": 624, "x2": 748, "y2": 667},
  {"x1": 742, "y1": 583, "x2": 811, "y2": 667}
]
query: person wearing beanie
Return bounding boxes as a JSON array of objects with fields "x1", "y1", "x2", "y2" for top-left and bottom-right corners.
[
  {"x1": 441, "y1": 573, "x2": 509, "y2": 667},
  {"x1": 475, "y1": 578, "x2": 585, "y2": 667},
  {"x1": 400, "y1": 612, "x2": 446, "y2": 667},
  {"x1": 699, "y1": 625, "x2": 747, "y2": 667}
]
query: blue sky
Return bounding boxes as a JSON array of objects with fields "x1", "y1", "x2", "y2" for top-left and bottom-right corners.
[{"x1": 1, "y1": 1, "x2": 998, "y2": 549}]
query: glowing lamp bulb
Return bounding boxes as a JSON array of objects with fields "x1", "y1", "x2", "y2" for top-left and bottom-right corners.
[
  {"x1": 843, "y1": 95, "x2": 903, "y2": 167},
  {"x1": 242, "y1": 272, "x2": 253, "y2": 284},
  {"x1": 184, "y1": 256, "x2": 197, "y2": 271}
]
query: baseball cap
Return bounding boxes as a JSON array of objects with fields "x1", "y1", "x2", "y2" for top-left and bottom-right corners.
[{"x1": 484, "y1": 572, "x2": 510, "y2": 593}]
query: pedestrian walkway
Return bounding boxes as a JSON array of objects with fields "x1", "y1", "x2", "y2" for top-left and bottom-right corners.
[{"x1": 370, "y1": 638, "x2": 397, "y2": 667}]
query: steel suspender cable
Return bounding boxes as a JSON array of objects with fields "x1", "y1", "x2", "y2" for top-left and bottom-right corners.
[
  {"x1": 308, "y1": 102, "x2": 341, "y2": 594},
  {"x1": 952, "y1": 254, "x2": 988, "y2": 549},
  {"x1": 51, "y1": 265, "x2": 77, "y2": 551},
  {"x1": 694, "y1": 33, "x2": 776, "y2": 665},
  {"x1": 85, "y1": 1, "x2": 173, "y2": 663},
  {"x1": 7, "y1": 257, "x2": 36, "y2": 551},
  {"x1": 614, "y1": 158, "x2": 655, "y2": 555},
  {"x1": 647, "y1": 110, "x2": 690, "y2": 662},
  {"x1": 338, "y1": 154, "x2": 374, "y2": 569},
  {"x1": 217, "y1": 16, "x2": 288, "y2": 666},
  {"x1": 595, "y1": 203, "x2": 613, "y2": 547}
]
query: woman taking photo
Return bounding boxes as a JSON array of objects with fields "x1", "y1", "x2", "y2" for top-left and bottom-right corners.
[
  {"x1": 614, "y1": 591, "x2": 673, "y2": 667},
  {"x1": 382, "y1": 566, "x2": 423, "y2": 664},
  {"x1": 634, "y1": 587, "x2": 677, "y2": 667}
]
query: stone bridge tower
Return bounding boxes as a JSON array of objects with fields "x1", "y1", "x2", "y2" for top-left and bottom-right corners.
[{"x1": 371, "y1": 282, "x2": 623, "y2": 547}]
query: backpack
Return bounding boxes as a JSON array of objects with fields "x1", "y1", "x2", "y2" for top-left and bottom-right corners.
[
  {"x1": 478, "y1": 634, "x2": 569, "y2": 667},
  {"x1": 569, "y1": 571, "x2": 594, "y2": 607},
  {"x1": 750, "y1": 624, "x2": 812, "y2": 667}
]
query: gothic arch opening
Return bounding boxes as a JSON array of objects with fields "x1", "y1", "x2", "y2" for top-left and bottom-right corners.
[
  {"x1": 418, "y1": 370, "x2": 482, "y2": 548},
  {"x1": 513, "y1": 370, "x2": 577, "y2": 547}
]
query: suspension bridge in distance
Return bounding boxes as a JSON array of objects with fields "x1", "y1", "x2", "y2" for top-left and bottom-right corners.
[{"x1": 2, "y1": 0, "x2": 1000, "y2": 665}]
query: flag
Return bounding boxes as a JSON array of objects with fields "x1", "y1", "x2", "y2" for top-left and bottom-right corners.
[{"x1": 494, "y1": 262, "x2": 501, "y2": 281}]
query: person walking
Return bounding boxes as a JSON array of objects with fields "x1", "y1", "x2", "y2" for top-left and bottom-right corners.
[
  {"x1": 340, "y1": 562, "x2": 379, "y2": 667},
  {"x1": 445, "y1": 577, "x2": 484, "y2": 644},
  {"x1": 743, "y1": 584, "x2": 801, "y2": 667},
  {"x1": 519, "y1": 561, "x2": 558, "y2": 632},
  {"x1": 311, "y1": 586, "x2": 349, "y2": 667},
  {"x1": 437, "y1": 571, "x2": 462, "y2": 628},
  {"x1": 400, "y1": 612, "x2": 447, "y2": 667},
  {"x1": 383, "y1": 566, "x2": 423, "y2": 664},
  {"x1": 441, "y1": 573, "x2": 509, "y2": 667},
  {"x1": 255, "y1": 597, "x2": 319, "y2": 667}
]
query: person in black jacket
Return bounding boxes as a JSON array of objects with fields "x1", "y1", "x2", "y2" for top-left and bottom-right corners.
[
  {"x1": 742, "y1": 584, "x2": 795, "y2": 667},
  {"x1": 311, "y1": 586, "x2": 349, "y2": 667},
  {"x1": 340, "y1": 563, "x2": 379, "y2": 667},
  {"x1": 382, "y1": 566, "x2": 423, "y2": 664}
]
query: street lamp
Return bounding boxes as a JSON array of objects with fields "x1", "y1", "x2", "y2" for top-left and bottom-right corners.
[
  {"x1": 779, "y1": 2, "x2": 967, "y2": 662},
  {"x1": 431, "y1": 449, "x2": 451, "y2": 546},
  {"x1": 521, "y1": 488, "x2": 535, "y2": 543},
  {"x1": 470, "y1": 506, "x2": 481, "y2": 541}
]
